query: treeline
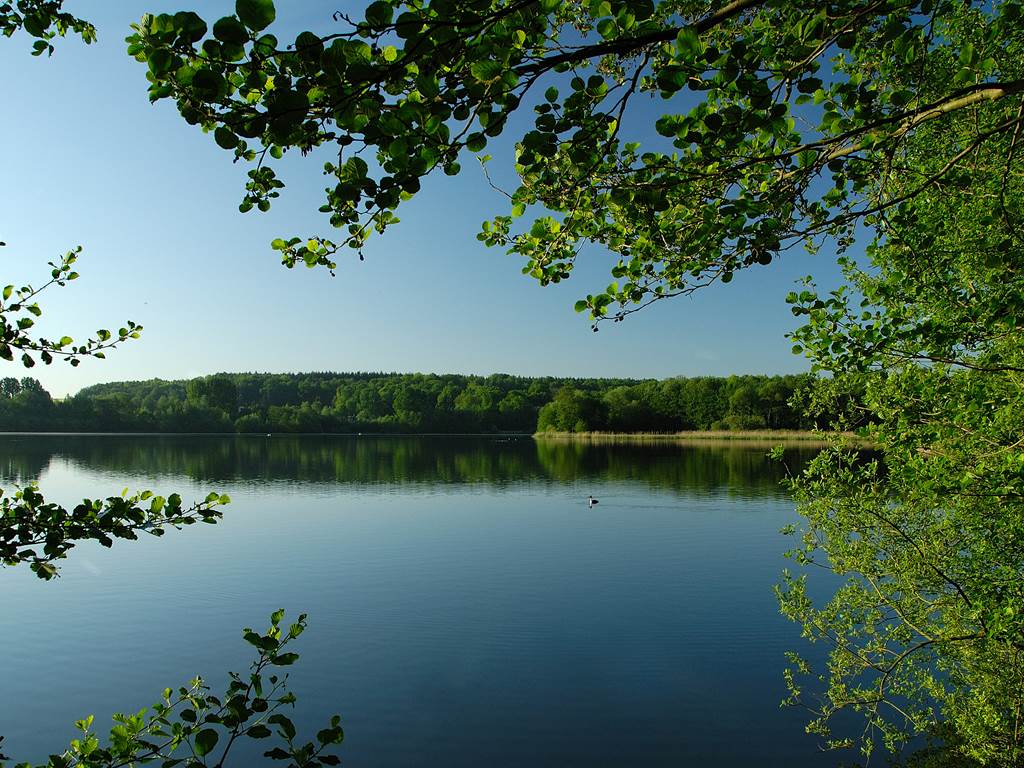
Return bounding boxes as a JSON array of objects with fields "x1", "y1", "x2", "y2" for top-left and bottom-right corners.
[{"x1": 0, "y1": 372, "x2": 828, "y2": 434}]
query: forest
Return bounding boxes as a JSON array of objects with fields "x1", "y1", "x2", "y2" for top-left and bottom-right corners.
[{"x1": 0, "y1": 372, "x2": 824, "y2": 434}]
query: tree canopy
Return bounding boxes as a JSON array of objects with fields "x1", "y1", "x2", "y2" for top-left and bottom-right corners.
[{"x1": 130, "y1": 0, "x2": 1023, "y2": 321}]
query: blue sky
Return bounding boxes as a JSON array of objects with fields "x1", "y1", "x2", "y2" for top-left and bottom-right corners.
[{"x1": 1, "y1": 1, "x2": 844, "y2": 397}]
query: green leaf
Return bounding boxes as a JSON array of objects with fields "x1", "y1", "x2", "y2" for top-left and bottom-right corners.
[
  {"x1": 174, "y1": 12, "x2": 208, "y2": 42},
  {"x1": 213, "y1": 16, "x2": 248, "y2": 45},
  {"x1": 147, "y1": 48, "x2": 175, "y2": 76},
  {"x1": 194, "y1": 728, "x2": 219, "y2": 757},
  {"x1": 254, "y1": 33, "x2": 278, "y2": 56},
  {"x1": 236, "y1": 0, "x2": 276, "y2": 31},
  {"x1": 341, "y1": 156, "x2": 369, "y2": 181},
  {"x1": 192, "y1": 69, "x2": 227, "y2": 98},
  {"x1": 268, "y1": 714, "x2": 296, "y2": 740},
  {"x1": 675, "y1": 27, "x2": 700, "y2": 58},
  {"x1": 215, "y1": 127, "x2": 240, "y2": 150},
  {"x1": 470, "y1": 60, "x2": 503, "y2": 83},
  {"x1": 343, "y1": 40, "x2": 372, "y2": 64},
  {"x1": 365, "y1": 1, "x2": 394, "y2": 27}
]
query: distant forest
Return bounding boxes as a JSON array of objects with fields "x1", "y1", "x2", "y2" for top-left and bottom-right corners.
[{"x1": 0, "y1": 372, "x2": 829, "y2": 434}]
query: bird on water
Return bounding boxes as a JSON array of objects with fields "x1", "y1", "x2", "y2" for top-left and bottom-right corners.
[{"x1": 588, "y1": 495, "x2": 599, "y2": 508}]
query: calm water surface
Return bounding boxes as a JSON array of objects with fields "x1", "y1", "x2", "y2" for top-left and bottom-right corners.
[{"x1": 1, "y1": 435, "x2": 849, "y2": 766}]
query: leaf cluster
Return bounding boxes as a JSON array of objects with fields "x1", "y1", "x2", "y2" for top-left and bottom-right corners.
[
  {"x1": 0, "y1": 0, "x2": 95, "y2": 55},
  {"x1": 0, "y1": 484, "x2": 229, "y2": 579},
  {"x1": 0, "y1": 611, "x2": 344, "y2": 768},
  {"x1": 775, "y1": 8, "x2": 1024, "y2": 757},
  {"x1": 129, "y1": 0, "x2": 1024, "y2": 325},
  {"x1": 0, "y1": 247, "x2": 143, "y2": 369}
]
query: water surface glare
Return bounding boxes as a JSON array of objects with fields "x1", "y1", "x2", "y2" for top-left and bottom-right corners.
[{"x1": 1, "y1": 435, "x2": 847, "y2": 766}]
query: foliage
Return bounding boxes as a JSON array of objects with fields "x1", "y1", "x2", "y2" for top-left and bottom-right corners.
[
  {"x1": 778, "y1": 368, "x2": 1024, "y2": 764},
  {"x1": 0, "y1": 484, "x2": 228, "y2": 580},
  {"x1": 536, "y1": 386, "x2": 604, "y2": 433},
  {"x1": 0, "y1": 371, "x2": 825, "y2": 434},
  {"x1": 0, "y1": 0, "x2": 95, "y2": 55},
  {"x1": 0, "y1": 248, "x2": 142, "y2": 369},
  {"x1": 130, "y1": 0, "x2": 1023, "y2": 323},
  {"x1": 772, "y1": 5, "x2": 1024, "y2": 763},
  {"x1": 0, "y1": 611, "x2": 344, "y2": 768},
  {"x1": 0, "y1": 38, "x2": 228, "y2": 582},
  {"x1": 187, "y1": 374, "x2": 239, "y2": 417}
]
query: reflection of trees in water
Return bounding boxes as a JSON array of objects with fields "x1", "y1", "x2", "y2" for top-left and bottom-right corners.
[
  {"x1": 1, "y1": 435, "x2": 821, "y2": 495},
  {"x1": 0, "y1": 437, "x2": 55, "y2": 483},
  {"x1": 533, "y1": 440, "x2": 817, "y2": 496}
]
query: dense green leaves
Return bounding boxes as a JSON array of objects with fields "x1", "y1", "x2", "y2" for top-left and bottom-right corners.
[
  {"x1": 236, "y1": 0, "x2": 275, "y2": 32},
  {"x1": 129, "y1": 0, "x2": 1024, "y2": 326},
  {"x1": 773, "y1": 9, "x2": 1024, "y2": 760}
]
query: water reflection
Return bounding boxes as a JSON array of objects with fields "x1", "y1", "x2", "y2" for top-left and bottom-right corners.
[
  {"x1": 1, "y1": 435, "x2": 848, "y2": 768},
  {"x1": 0, "y1": 434, "x2": 816, "y2": 496}
]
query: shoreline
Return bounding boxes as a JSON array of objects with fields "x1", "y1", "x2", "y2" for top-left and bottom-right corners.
[
  {"x1": 533, "y1": 429, "x2": 864, "y2": 445},
  {"x1": 0, "y1": 430, "x2": 871, "y2": 446}
]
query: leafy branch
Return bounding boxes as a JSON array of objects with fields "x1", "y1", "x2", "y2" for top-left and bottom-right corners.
[
  {"x1": 0, "y1": 246, "x2": 143, "y2": 369},
  {"x1": 0, "y1": 0, "x2": 95, "y2": 55},
  {"x1": 0, "y1": 611, "x2": 344, "y2": 768},
  {"x1": 0, "y1": 484, "x2": 230, "y2": 580}
]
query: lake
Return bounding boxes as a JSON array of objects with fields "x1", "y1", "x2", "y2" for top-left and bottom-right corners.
[{"x1": 0, "y1": 435, "x2": 851, "y2": 766}]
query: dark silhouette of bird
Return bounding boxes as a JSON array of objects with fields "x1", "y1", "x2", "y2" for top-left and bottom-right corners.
[{"x1": 587, "y1": 495, "x2": 599, "y2": 509}]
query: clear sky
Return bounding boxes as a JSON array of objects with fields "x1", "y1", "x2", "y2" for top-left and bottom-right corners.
[{"x1": 0, "y1": 1, "x2": 844, "y2": 397}]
